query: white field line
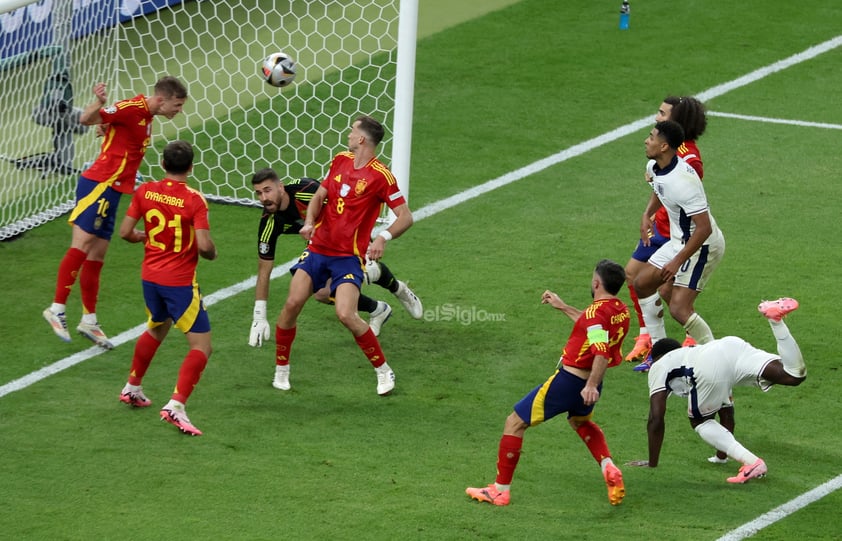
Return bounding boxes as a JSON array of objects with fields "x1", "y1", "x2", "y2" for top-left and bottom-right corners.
[
  {"x1": 3, "y1": 36, "x2": 842, "y2": 540},
  {"x1": 708, "y1": 111, "x2": 842, "y2": 130},
  {"x1": 715, "y1": 474, "x2": 842, "y2": 541}
]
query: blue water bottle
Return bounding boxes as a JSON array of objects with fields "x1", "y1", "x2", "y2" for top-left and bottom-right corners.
[{"x1": 619, "y1": 0, "x2": 630, "y2": 30}]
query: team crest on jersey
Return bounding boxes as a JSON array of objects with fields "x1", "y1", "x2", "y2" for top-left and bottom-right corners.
[
  {"x1": 657, "y1": 184, "x2": 664, "y2": 197},
  {"x1": 354, "y1": 179, "x2": 367, "y2": 195},
  {"x1": 104, "y1": 105, "x2": 117, "y2": 114},
  {"x1": 259, "y1": 242, "x2": 270, "y2": 255},
  {"x1": 340, "y1": 184, "x2": 351, "y2": 197}
]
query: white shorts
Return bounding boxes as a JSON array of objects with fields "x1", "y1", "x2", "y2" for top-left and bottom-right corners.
[
  {"x1": 648, "y1": 235, "x2": 725, "y2": 291},
  {"x1": 682, "y1": 337, "x2": 777, "y2": 418}
]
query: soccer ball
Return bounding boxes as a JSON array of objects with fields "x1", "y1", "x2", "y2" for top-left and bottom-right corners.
[{"x1": 261, "y1": 52, "x2": 297, "y2": 88}]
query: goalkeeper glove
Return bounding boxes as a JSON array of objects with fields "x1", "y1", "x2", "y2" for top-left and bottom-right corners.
[{"x1": 249, "y1": 300, "x2": 271, "y2": 347}]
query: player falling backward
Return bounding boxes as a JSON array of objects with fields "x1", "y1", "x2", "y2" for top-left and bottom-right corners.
[{"x1": 248, "y1": 169, "x2": 423, "y2": 353}]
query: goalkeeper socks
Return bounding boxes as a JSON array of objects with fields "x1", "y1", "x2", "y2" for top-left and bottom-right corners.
[
  {"x1": 275, "y1": 326, "x2": 296, "y2": 366},
  {"x1": 357, "y1": 293, "x2": 378, "y2": 313},
  {"x1": 495, "y1": 434, "x2": 523, "y2": 486},
  {"x1": 53, "y1": 247, "x2": 87, "y2": 304},
  {"x1": 374, "y1": 261, "x2": 399, "y2": 293},
  {"x1": 639, "y1": 293, "x2": 666, "y2": 342},
  {"x1": 128, "y1": 331, "x2": 161, "y2": 385},
  {"x1": 79, "y1": 259, "x2": 104, "y2": 316},
  {"x1": 575, "y1": 420, "x2": 612, "y2": 463},
  {"x1": 683, "y1": 312, "x2": 715, "y2": 345},
  {"x1": 354, "y1": 328, "x2": 386, "y2": 368},
  {"x1": 769, "y1": 320, "x2": 805, "y2": 377},
  {"x1": 172, "y1": 349, "x2": 208, "y2": 403}
]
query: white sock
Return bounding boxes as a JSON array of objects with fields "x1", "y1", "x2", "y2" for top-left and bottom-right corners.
[
  {"x1": 164, "y1": 399, "x2": 185, "y2": 411},
  {"x1": 683, "y1": 312, "x2": 714, "y2": 344},
  {"x1": 694, "y1": 419, "x2": 757, "y2": 465},
  {"x1": 81, "y1": 313, "x2": 97, "y2": 325},
  {"x1": 639, "y1": 293, "x2": 666, "y2": 341},
  {"x1": 495, "y1": 483, "x2": 511, "y2": 492},
  {"x1": 599, "y1": 457, "x2": 615, "y2": 473},
  {"x1": 50, "y1": 303, "x2": 66, "y2": 314},
  {"x1": 769, "y1": 320, "x2": 805, "y2": 377}
]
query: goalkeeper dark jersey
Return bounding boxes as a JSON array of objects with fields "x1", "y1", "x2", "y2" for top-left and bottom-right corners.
[{"x1": 257, "y1": 177, "x2": 319, "y2": 260}]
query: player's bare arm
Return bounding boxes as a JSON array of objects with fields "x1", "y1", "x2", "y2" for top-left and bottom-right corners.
[
  {"x1": 299, "y1": 185, "x2": 328, "y2": 241},
  {"x1": 196, "y1": 229, "x2": 217, "y2": 261},
  {"x1": 581, "y1": 355, "x2": 609, "y2": 406},
  {"x1": 79, "y1": 82, "x2": 108, "y2": 126},
  {"x1": 367, "y1": 203, "x2": 413, "y2": 260},
  {"x1": 640, "y1": 193, "x2": 662, "y2": 247},
  {"x1": 628, "y1": 390, "x2": 668, "y2": 467},
  {"x1": 541, "y1": 290, "x2": 582, "y2": 321},
  {"x1": 118, "y1": 215, "x2": 146, "y2": 244}
]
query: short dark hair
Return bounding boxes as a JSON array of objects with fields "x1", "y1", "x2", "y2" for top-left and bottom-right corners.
[
  {"x1": 355, "y1": 115, "x2": 385, "y2": 146},
  {"x1": 671, "y1": 97, "x2": 707, "y2": 141},
  {"x1": 154, "y1": 76, "x2": 188, "y2": 99},
  {"x1": 654, "y1": 120, "x2": 685, "y2": 150},
  {"x1": 651, "y1": 338, "x2": 682, "y2": 361},
  {"x1": 251, "y1": 167, "x2": 280, "y2": 185},
  {"x1": 595, "y1": 259, "x2": 626, "y2": 295},
  {"x1": 162, "y1": 140, "x2": 193, "y2": 174}
]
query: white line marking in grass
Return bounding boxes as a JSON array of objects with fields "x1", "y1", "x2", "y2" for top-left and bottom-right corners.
[
  {"x1": 715, "y1": 474, "x2": 842, "y2": 541},
  {"x1": 709, "y1": 111, "x2": 842, "y2": 130}
]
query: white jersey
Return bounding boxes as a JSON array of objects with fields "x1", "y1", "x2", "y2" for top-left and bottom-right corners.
[
  {"x1": 647, "y1": 337, "x2": 778, "y2": 418},
  {"x1": 651, "y1": 156, "x2": 724, "y2": 246}
]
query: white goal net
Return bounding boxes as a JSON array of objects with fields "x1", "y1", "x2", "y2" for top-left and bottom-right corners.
[{"x1": 0, "y1": 0, "x2": 414, "y2": 240}]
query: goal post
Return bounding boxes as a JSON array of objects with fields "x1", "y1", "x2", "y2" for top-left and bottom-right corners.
[{"x1": 0, "y1": 0, "x2": 417, "y2": 240}]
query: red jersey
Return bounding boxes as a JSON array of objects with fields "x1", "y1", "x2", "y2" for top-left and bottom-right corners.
[
  {"x1": 309, "y1": 152, "x2": 406, "y2": 257},
  {"x1": 560, "y1": 297, "x2": 630, "y2": 369},
  {"x1": 83, "y1": 94, "x2": 153, "y2": 194},
  {"x1": 653, "y1": 139, "x2": 703, "y2": 237},
  {"x1": 126, "y1": 178, "x2": 211, "y2": 287}
]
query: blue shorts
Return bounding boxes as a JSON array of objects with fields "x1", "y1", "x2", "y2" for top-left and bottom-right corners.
[
  {"x1": 513, "y1": 368, "x2": 601, "y2": 426},
  {"x1": 291, "y1": 249, "x2": 365, "y2": 295},
  {"x1": 68, "y1": 176, "x2": 123, "y2": 240},
  {"x1": 142, "y1": 280, "x2": 211, "y2": 333},
  {"x1": 630, "y1": 228, "x2": 669, "y2": 263}
]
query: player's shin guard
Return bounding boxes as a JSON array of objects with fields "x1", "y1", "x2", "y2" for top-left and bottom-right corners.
[
  {"x1": 683, "y1": 312, "x2": 715, "y2": 345},
  {"x1": 639, "y1": 293, "x2": 666, "y2": 342},
  {"x1": 354, "y1": 328, "x2": 386, "y2": 368},
  {"x1": 373, "y1": 261, "x2": 399, "y2": 293},
  {"x1": 694, "y1": 419, "x2": 758, "y2": 465},
  {"x1": 54, "y1": 247, "x2": 87, "y2": 304},
  {"x1": 172, "y1": 349, "x2": 208, "y2": 404},
  {"x1": 275, "y1": 326, "x2": 296, "y2": 366},
  {"x1": 128, "y1": 331, "x2": 162, "y2": 385},
  {"x1": 769, "y1": 320, "x2": 806, "y2": 378},
  {"x1": 575, "y1": 420, "x2": 612, "y2": 463},
  {"x1": 495, "y1": 434, "x2": 523, "y2": 486},
  {"x1": 79, "y1": 259, "x2": 104, "y2": 316}
]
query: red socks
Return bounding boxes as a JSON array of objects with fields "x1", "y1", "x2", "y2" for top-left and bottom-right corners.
[
  {"x1": 354, "y1": 328, "x2": 386, "y2": 368},
  {"x1": 275, "y1": 326, "x2": 296, "y2": 366},
  {"x1": 127, "y1": 331, "x2": 162, "y2": 385},
  {"x1": 54, "y1": 248, "x2": 87, "y2": 304},
  {"x1": 495, "y1": 434, "x2": 523, "y2": 485},
  {"x1": 172, "y1": 349, "x2": 209, "y2": 403},
  {"x1": 80, "y1": 259, "x2": 103, "y2": 315},
  {"x1": 627, "y1": 282, "x2": 645, "y2": 331},
  {"x1": 575, "y1": 420, "x2": 612, "y2": 463}
]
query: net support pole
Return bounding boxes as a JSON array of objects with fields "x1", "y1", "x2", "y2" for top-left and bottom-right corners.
[{"x1": 390, "y1": 0, "x2": 418, "y2": 210}]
